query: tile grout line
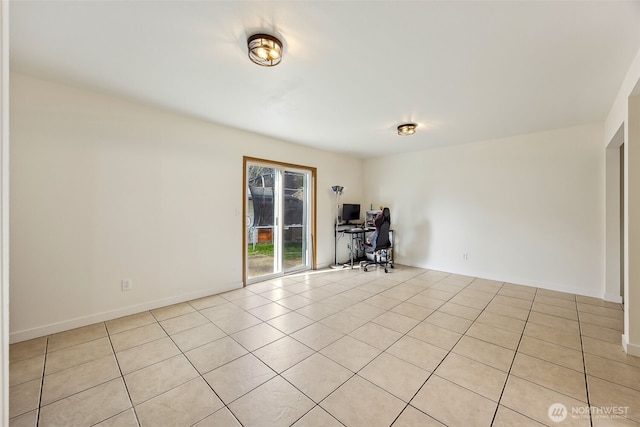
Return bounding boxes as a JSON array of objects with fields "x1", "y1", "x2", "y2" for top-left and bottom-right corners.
[
  {"x1": 434, "y1": 279, "x2": 537, "y2": 425},
  {"x1": 245, "y1": 268, "x2": 436, "y2": 426},
  {"x1": 223, "y1": 270, "x2": 370, "y2": 425},
  {"x1": 310, "y1": 269, "x2": 450, "y2": 425},
  {"x1": 384, "y1": 275, "x2": 510, "y2": 426},
  {"x1": 386, "y1": 275, "x2": 472, "y2": 426},
  {"x1": 214, "y1": 274, "x2": 378, "y2": 416},
  {"x1": 489, "y1": 286, "x2": 539, "y2": 427},
  {"x1": 33, "y1": 331, "x2": 133, "y2": 425},
  {"x1": 103, "y1": 322, "x2": 142, "y2": 427},
  {"x1": 154, "y1": 306, "x2": 244, "y2": 427},
  {"x1": 495, "y1": 291, "x2": 631, "y2": 424},
  {"x1": 108, "y1": 309, "x2": 234, "y2": 425},
  {"x1": 258, "y1": 269, "x2": 418, "y2": 426},
  {"x1": 145, "y1": 273, "x2": 352, "y2": 424},
  {"x1": 576, "y1": 298, "x2": 595, "y2": 427},
  {"x1": 34, "y1": 336, "x2": 49, "y2": 427},
  {"x1": 137, "y1": 300, "x2": 268, "y2": 424}
]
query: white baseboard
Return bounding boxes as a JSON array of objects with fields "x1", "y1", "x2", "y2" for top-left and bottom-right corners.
[
  {"x1": 9, "y1": 284, "x2": 242, "y2": 344},
  {"x1": 621, "y1": 334, "x2": 640, "y2": 357},
  {"x1": 603, "y1": 292, "x2": 623, "y2": 303},
  {"x1": 418, "y1": 263, "x2": 606, "y2": 300}
]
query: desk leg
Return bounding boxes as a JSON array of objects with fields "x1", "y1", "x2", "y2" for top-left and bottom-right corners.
[{"x1": 350, "y1": 233, "x2": 354, "y2": 268}]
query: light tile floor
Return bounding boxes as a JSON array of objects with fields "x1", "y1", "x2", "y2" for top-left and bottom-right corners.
[{"x1": 8, "y1": 266, "x2": 640, "y2": 427}]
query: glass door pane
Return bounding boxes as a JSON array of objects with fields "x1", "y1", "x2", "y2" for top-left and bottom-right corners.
[
  {"x1": 247, "y1": 165, "x2": 279, "y2": 280},
  {"x1": 245, "y1": 159, "x2": 313, "y2": 284},
  {"x1": 283, "y1": 170, "x2": 309, "y2": 273}
]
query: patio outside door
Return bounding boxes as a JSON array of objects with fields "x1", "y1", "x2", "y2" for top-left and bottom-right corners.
[{"x1": 244, "y1": 158, "x2": 314, "y2": 283}]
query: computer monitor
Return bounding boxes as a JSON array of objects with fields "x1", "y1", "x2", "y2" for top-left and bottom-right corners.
[{"x1": 342, "y1": 203, "x2": 361, "y2": 225}]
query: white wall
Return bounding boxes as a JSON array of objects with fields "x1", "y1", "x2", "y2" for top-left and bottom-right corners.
[
  {"x1": 604, "y1": 125, "x2": 623, "y2": 303},
  {"x1": 1, "y1": 0, "x2": 10, "y2": 422},
  {"x1": 605, "y1": 48, "x2": 640, "y2": 144},
  {"x1": 364, "y1": 123, "x2": 605, "y2": 297},
  {"x1": 9, "y1": 73, "x2": 363, "y2": 342},
  {"x1": 625, "y1": 93, "x2": 640, "y2": 356},
  {"x1": 604, "y1": 45, "x2": 640, "y2": 356}
]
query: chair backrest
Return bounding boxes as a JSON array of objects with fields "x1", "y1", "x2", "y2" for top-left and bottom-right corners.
[{"x1": 375, "y1": 220, "x2": 391, "y2": 250}]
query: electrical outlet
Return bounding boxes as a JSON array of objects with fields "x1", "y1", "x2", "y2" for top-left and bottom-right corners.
[
  {"x1": 462, "y1": 253, "x2": 469, "y2": 261},
  {"x1": 121, "y1": 279, "x2": 133, "y2": 291}
]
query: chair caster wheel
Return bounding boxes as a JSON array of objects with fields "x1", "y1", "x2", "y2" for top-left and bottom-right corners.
[
  {"x1": 390, "y1": 264, "x2": 395, "y2": 269},
  {"x1": 384, "y1": 268, "x2": 388, "y2": 273},
  {"x1": 363, "y1": 267, "x2": 368, "y2": 272}
]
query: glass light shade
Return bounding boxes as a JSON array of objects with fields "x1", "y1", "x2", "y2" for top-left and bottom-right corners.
[
  {"x1": 248, "y1": 34, "x2": 283, "y2": 67},
  {"x1": 397, "y1": 123, "x2": 417, "y2": 136}
]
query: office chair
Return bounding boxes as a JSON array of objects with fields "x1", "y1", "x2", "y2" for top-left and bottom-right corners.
[{"x1": 362, "y1": 217, "x2": 393, "y2": 273}]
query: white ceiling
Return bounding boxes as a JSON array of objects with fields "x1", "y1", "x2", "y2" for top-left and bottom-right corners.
[{"x1": 9, "y1": 0, "x2": 640, "y2": 158}]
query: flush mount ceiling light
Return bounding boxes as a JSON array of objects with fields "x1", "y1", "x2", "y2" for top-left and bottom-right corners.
[
  {"x1": 397, "y1": 123, "x2": 417, "y2": 136},
  {"x1": 247, "y1": 33, "x2": 283, "y2": 67}
]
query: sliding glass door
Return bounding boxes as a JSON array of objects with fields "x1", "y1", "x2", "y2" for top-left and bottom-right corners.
[{"x1": 244, "y1": 158, "x2": 315, "y2": 283}]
